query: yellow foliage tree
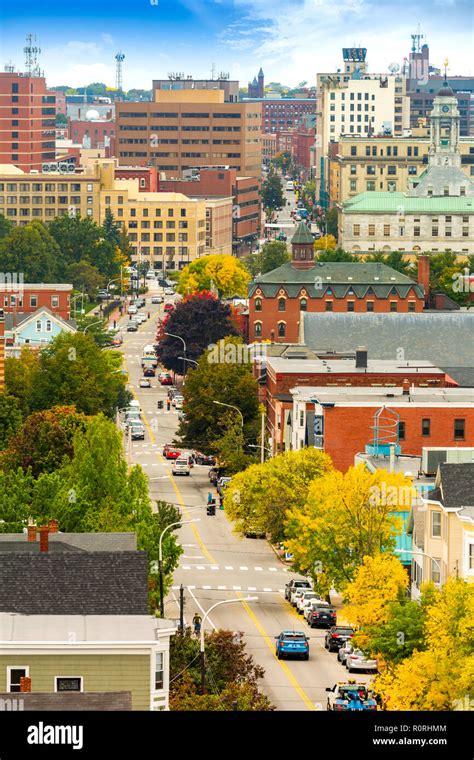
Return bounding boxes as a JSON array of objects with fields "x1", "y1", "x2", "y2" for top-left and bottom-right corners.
[
  {"x1": 224, "y1": 448, "x2": 333, "y2": 543},
  {"x1": 343, "y1": 553, "x2": 409, "y2": 648},
  {"x1": 313, "y1": 235, "x2": 337, "y2": 251},
  {"x1": 374, "y1": 578, "x2": 474, "y2": 710},
  {"x1": 177, "y1": 255, "x2": 250, "y2": 298},
  {"x1": 285, "y1": 465, "x2": 410, "y2": 592}
]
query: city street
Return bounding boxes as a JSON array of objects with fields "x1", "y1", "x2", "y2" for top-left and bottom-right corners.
[{"x1": 115, "y1": 286, "x2": 371, "y2": 711}]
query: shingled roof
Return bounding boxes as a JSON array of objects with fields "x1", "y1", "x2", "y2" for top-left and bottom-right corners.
[
  {"x1": 431, "y1": 463, "x2": 474, "y2": 517},
  {"x1": 0, "y1": 552, "x2": 149, "y2": 615},
  {"x1": 291, "y1": 221, "x2": 314, "y2": 245}
]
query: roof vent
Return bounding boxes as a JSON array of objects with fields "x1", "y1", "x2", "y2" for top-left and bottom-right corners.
[
  {"x1": 347, "y1": 276, "x2": 353, "y2": 280},
  {"x1": 374, "y1": 276, "x2": 380, "y2": 280}
]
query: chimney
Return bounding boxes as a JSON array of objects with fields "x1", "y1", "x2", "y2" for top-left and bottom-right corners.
[
  {"x1": 39, "y1": 525, "x2": 49, "y2": 553},
  {"x1": 48, "y1": 519, "x2": 59, "y2": 534},
  {"x1": 27, "y1": 525, "x2": 37, "y2": 543},
  {"x1": 20, "y1": 676, "x2": 32, "y2": 693},
  {"x1": 402, "y1": 378, "x2": 410, "y2": 395},
  {"x1": 417, "y1": 255, "x2": 430, "y2": 306},
  {"x1": 355, "y1": 346, "x2": 368, "y2": 369}
]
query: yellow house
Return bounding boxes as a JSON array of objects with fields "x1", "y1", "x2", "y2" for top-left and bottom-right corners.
[{"x1": 409, "y1": 463, "x2": 474, "y2": 597}]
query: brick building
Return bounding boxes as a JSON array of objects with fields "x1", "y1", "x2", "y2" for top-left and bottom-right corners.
[
  {"x1": 243, "y1": 98, "x2": 315, "y2": 134},
  {"x1": 248, "y1": 221, "x2": 425, "y2": 342},
  {"x1": 68, "y1": 112, "x2": 115, "y2": 153},
  {"x1": 290, "y1": 385, "x2": 474, "y2": 471},
  {"x1": 0, "y1": 71, "x2": 56, "y2": 171},
  {"x1": 0, "y1": 283, "x2": 72, "y2": 321},
  {"x1": 114, "y1": 166, "x2": 159, "y2": 192}
]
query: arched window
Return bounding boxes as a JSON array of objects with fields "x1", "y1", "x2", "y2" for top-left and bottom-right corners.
[
  {"x1": 278, "y1": 298, "x2": 286, "y2": 312},
  {"x1": 278, "y1": 322, "x2": 286, "y2": 338},
  {"x1": 254, "y1": 321, "x2": 262, "y2": 337},
  {"x1": 255, "y1": 297, "x2": 262, "y2": 312},
  {"x1": 300, "y1": 298, "x2": 307, "y2": 311},
  {"x1": 45, "y1": 320, "x2": 52, "y2": 332}
]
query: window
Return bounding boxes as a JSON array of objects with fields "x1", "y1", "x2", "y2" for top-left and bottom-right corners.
[
  {"x1": 414, "y1": 227, "x2": 420, "y2": 237},
  {"x1": 390, "y1": 301, "x2": 398, "y2": 312},
  {"x1": 350, "y1": 164, "x2": 357, "y2": 175},
  {"x1": 45, "y1": 320, "x2": 52, "y2": 333},
  {"x1": 431, "y1": 512, "x2": 441, "y2": 538},
  {"x1": 254, "y1": 321, "x2": 262, "y2": 337},
  {"x1": 398, "y1": 421, "x2": 405, "y2": 440},
  {"x1": 350, "y1": 180, "x2": 357, "y2": 192},
  {"x1": 408, "y1": 165, "x2": 417, "y2": 175},
  {"x1": 347, "y1": 301, "x2": 355, "y2": 312},
  {"x1": 368, "y1": 224, "x2": 375, "y2": 236},
  {"x1": 422, "y1": 418, "x2": 431, "y2": 437},
  {"x1": 367, "y1": 181, "x2": 375, "y2": 191},
  {"x1": 300, "y1": 298, "x2": 307, "y2": 311},
  {"x1": 55, "y1": 677, "x2": 83, "y2": 692},
  {"x1": 431, "y1": 559, "x2": 441, "y2": 584},
  {"x1": 254, "y1": 298, "x2": 262, "y2": 312},
  {"x1": 408, "y1": 300, "x2": 416, "y2": 312},
  {"x1": 7, "y1": 667, "x2": 29, "y2": 693},
  {"x1": 325, "y1": 301, "x2": 333, "y2": 312},
  {"x1": 30, "y1": 296, "x2": 37, "y2": 308},
  {"x1": 350, "y1": 146, "x2": 357, "y2": 156},
  {"x1": 454, "y1": 419, "x2": 465, "y2": 440},
  {"x1": 469, "y1": 544, "x2": 474, "y2": 571},
  {"x1": 366, "y1": 301, "x2": 374, "y2": 312},
  {"x1": 36, "y1": 320, "x2": 42, "y2": 333},
  {"x1": 353, "y1": 224, "x2": 360, "y2": 236},
  {"x1": 383, "y1": 224, "x2": 390, "y2": 236},
  {"x1": 278, "y1": 297, "x2": 286, "y2": 312},
  {"x1": 278, "y1": 322, "x2": 286, "y2": 338},
  {"x1": 367, "y1": 165, "x2": 375, "y2": 175},
  {"x1": 155, "y1": 653, "x2": 164, "y2": 691},
  {"x1": 51, "y1": 296, "x2": 59, "y2": 308}
]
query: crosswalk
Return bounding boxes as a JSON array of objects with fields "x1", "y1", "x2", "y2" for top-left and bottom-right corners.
[
  {"x1": 178, "y1": 563, "x2": 288, "y2": 574},
  {"x1": 172, "y1": 584, "x2": 285, "y2": 594}
]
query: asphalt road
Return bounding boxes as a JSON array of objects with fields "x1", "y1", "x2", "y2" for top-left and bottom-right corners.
[{"x1": 115, "y1": 286, "x2": 371, "y2": 711}]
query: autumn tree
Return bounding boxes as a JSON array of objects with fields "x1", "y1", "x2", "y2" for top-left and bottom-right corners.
[
  {"x1": 313, "y1": 234, "x2": 337, "y2": 251},
  {"x1": 176, "y1": 254, "x2": 250, "y2": 298},
  {"x1": 224, "y1": 448, "x2": 333, "y2": 542},
  {"x1": 156, "y1": 293, "x2": 241, "y2": 375},
  {"x1": 284, "y1": 466, "x2": 410, "y2": 593}
]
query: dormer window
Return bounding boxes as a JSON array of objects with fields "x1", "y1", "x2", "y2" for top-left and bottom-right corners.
[
  {"x1": 255, "y1": 297, "x2": 262, "y2": 312},
  {"x1": 278, "y1": 298, "x2": 286, "y2": 312}
]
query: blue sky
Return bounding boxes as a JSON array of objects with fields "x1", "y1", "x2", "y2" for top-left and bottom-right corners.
[{"x1": 0, "y1": 0, "x2": 472, "y2": 88}]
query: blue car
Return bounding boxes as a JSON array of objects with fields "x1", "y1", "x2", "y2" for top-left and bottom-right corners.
[{"x1": 275, "y1": 631, "x2": 309, "y2": 660}]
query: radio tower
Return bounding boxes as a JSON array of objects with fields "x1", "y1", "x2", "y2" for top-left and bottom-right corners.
[
  {"x1": 115, "y1": 51, "x2": 125, "y2": 92},
  {"x1": 24, "y1": 33, "x2": 41, "y2": 76}
]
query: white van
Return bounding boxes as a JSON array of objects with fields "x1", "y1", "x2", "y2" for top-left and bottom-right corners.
[
  {"x1": 286, "y1": 180, "x2": 294, "y2": 191},
  {"x1": 128, "y1": 399, "x2": 141, "y2": 413},
  {"x1": 172, "y1": 458, "x2": 191, "y2": 476}
]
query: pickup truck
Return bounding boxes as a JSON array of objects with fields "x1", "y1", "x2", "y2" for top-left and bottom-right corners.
[
  {"x1": 284, "y1": 578, "x2": 312, "y2": 601},
  {"x1": 326, "y1": 682, "x2": 377, "y2": 712}
]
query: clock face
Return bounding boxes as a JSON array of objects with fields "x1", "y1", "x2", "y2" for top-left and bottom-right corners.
[{"x1": 441, "y1": 105, "x2": 450, "y2": 113}]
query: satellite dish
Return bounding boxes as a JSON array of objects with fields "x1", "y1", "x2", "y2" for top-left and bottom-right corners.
[{"x1": 388, "y1": 62, "x2": 400, "y2": 74}]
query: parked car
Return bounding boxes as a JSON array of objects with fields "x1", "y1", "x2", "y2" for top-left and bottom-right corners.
[
  {"x1": 291, "y1": 587, "x2": 312, "y2": 607},
  {"x1": 275, "y1": 631, "x2": 309, "y2": 661},
  {"x1": 208, "y1": 467, "x2": 224, "y2": 484},
  {"x1": 172, "y1": 457, "x2": 191, "y2": 476},
  {"x1": 124, "y1": 411, "x2": 141, "y2": 425},
  {"x1": 159, "y1": 374, "x2": 173, "y2": 386},
  {"x1": 171, "y1": 394, "x2": 184, "y2": 407},
  {"x1": 164, "y1": 303, "x2": 174, "y2": 312},
  {"x1": 143, "y1": 367, "x2": 156, "y2": 377},
  {"x1": 139, "y1": 378, "x2": 152, "y2": 388},
  {"x1": 135, "y1": 313, "x2": 147, "y2": 324},
  {"x1": 128, "y1": 305, "x2": 137, "y2": 315},
  {"x1": 284, "y1": 578, "x2": 312, "y2": 602},
  {"x1": 338, "y1": 641, "x2": 353, "y2": 665},
  {"x1": 326, "y1": 682, "x2": 377, "y2": 712},
  {"x1": 174, "y1": 398, "x2": 183, "y2": 410},
  {"x1": 324, "y1": 626, "x2": 355, "y2": 652},
  {"x1": 296, "y1": 591, "x2": 321, "y2": 615},
  {"x1": 164, "y1": 288, "x2": 175, "y2": 296},
  {"x1": 126, "y1": 321, "x2": 138, "y2": 332},
  {"x1": 346, "y1": 650, "x2": 378, "y2": 674},
  {"x1": 192, "y1": 451, "x2": 216, "y2": 466},
  {"x1": 151, "y1": 296, "x2": 163, "y2": 304},
  {"x1": 163, "y1": 445, "x2": 181, "y2": 460},
  {"x1": 308, "y1": 603, "x2": 337, "y2": 629},
  {"x1": 111, "y1": 335, "x2": 123, "y2": 346}
]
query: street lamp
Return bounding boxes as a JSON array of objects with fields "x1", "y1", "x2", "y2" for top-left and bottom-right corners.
[
  {"x1": 199, "y1": 597, "x2": 258, "y2": 694},
  {"x1": 165, "y1": 331, "x2": 186, "y2": 378},
  {"x1": 394, "y1": 549, "x2": 442, "y2": 585},
  {"x1": 178, "y1": 356, "x2": 197, "y2": 368},
  {"x1": 158, "y1": 518, "x2": 200, "y2": 617},
  {"x1": 212, "y1": 400, "x2": 244, "y2": 429},
  {"x1": 107, "y1": 271, "x2": 123, "y2": 301},
  {"x1": 82, "y1": 319, "x2": 104, "y2": 334}
]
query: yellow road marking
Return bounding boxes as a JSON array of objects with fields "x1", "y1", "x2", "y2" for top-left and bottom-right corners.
[{"x1": 239, "y1": 596, "x2": 316, "y2": 711}]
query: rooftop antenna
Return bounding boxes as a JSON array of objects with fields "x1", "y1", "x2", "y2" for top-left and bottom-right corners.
[
  {"x1": 115, "y1": 51, "x2": 125, "y2": 92},
  {"x1": 411, "y1": 25, "x2": 424, "y2": 53},
  {"x1": 24, "y1": 33, "x2": 41, "y2": 76},
  {"x1": 211, "y1": 62, "x2": 216, "y2": 80}
]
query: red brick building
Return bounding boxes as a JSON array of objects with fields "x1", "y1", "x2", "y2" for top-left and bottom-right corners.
[
  {"x1": 290, "y1": 385, "x2": 474, "y2": 471},
  {"x1": 248, "y1": 222, "x2": 425, "y2": 342},
  {"x1": 160, "y1": 168, "x2": 260, "y2": 252},
  {"x1": 114, "y1": 166, "x2": 159, "y2": 192},
  {"x1": 0, "y1": 283, "x2": 72, "y2": 321},
  {"x1": 248, "y1": 98, "x2": 315, "y2": 134},
  {"x1": 68, "y1": 114, "x2": 115, "y2": 152},
  {"x1": 0, "y1": 72, "x2": 56, "y2": 171}
]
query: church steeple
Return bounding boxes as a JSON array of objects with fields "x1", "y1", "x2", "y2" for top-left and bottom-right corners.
[{"x1": 291, "y1": 222, "x2": 315, "y2": 269}]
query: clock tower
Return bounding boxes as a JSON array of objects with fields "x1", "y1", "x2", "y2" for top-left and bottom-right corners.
[{"x1": 428, "y1": 64, "x2": 461, "y2": 169}]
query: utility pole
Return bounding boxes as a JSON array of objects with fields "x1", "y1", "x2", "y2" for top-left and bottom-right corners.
[
  {"x1": 260, "y1": 411, "x2": 265, "y2": 464},
  {"x1": 179, "y1": 584, "x2": 184, "y2": 633}
]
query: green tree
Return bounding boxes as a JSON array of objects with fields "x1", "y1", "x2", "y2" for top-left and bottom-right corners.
[
  {"x1": 0, "y1": 222, "x2": 64, "y2": 282},
  {"x1": 271, "y1": 151, "x2": 292, "y2": 173},
  {"x1": 0, "y1": 406, "x2": 88, "y2": 478},
  {"x1": 0, "y1": 214, "x2": 13, "y2": 241},
  {"x1": 5, "y1": 347, "x2": 41, "y2": 417},
  {"x1": 55, "y1": 113, "x2": 67, "y2": 126},
  {"x1": 261, "y1": 170, "x2": 285, "y2": 214},
  {"x1": 212, "y1": 420, "x2": 256, "y2": 476},
  {"x1": 0, "y1": 467, "x2": 34, "y2": 529},
  {"x1": 0, "y1": 394, "x2": 22, "y2": 451},
  {"x1": 315, "y1": 247, "x2": 358, "y2": 262},
  {"x1": 29, "y1": 332, "x2": 128, "y2": 417},
  {"x1": 102, "y1": 207, "x2": 121, "y2": 248},
  {"x1": 178, "y1": 336, "x2": 260, "y2": 452},
  {"x1": 259, "y1": 240, "x2": 290, "y2": 274},
  {"x1": 48, "y1": 215, "x2": 102, "y2": 267},
  {"x1": 325, "y1": 207, "x2": 339, "y2": 239},
  {"x1": 66, "y1": 261, "x2": 104, "y2": 298}
]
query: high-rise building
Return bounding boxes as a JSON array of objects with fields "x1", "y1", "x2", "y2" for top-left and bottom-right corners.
[
  {"x1": 115, "y1": 89, "x2": 261, "y2": 177},
  {"x1": 0, "y1": 70, "x2": 56, "y2": 171}
]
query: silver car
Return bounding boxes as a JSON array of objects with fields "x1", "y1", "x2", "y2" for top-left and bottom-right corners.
[
  {"x1": 338, "y1": 641, "x2": 353, "y2": 665},
  {"x1": 346, "y1": 649, "x2": 378, "y2": 673}
]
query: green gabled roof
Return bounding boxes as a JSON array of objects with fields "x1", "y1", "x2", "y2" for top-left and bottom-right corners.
[
  {"x1": 291, "y1": 221, "x2": 314, "y2": 245},
  {"x1": 248, "y1": 261, "x2": 423, "y2": 299},
  {"x1": 343, "y1": 191, "x2": 474, "y2": 214}
]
